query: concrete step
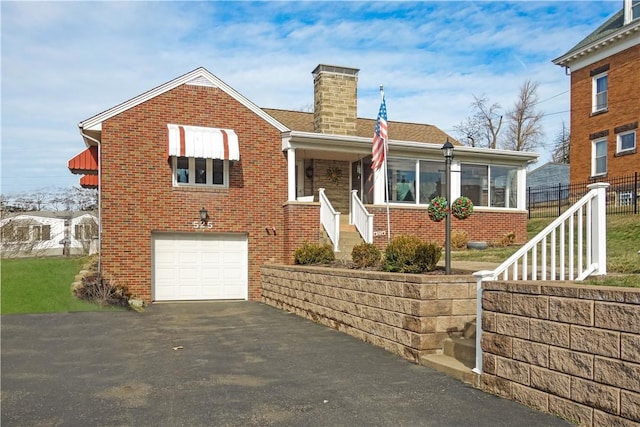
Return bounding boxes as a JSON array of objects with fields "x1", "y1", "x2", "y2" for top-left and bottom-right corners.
[
  {"x1": 442, "y1": 337, "x2": 476, "y2": 369},
  {"x1": 419, "y1": 353, "x2": 479, "y2": 387}
]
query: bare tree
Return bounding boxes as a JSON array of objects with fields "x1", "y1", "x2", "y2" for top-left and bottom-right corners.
[
  {"x1": 454, "y1": 95, "x2": 503, "y2": 149},
  {"x1": 551, "y1": 122, "x2": 570, "y2": 164},
  {"x1": 502, "y1": 80, "x2": 544, "y2": 152}
]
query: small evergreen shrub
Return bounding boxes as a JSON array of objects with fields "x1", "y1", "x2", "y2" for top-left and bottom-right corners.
[
  {"x1": 74, "y1": 274, "x2": 131, "y2": 308},
  {"x1": 351, "y1": 242, "x2": 382, "y2": 269},
  {"x1": 451, "y1": 229, "x2": 469, "y2": 249},
  {"x1": 491, "y1": 231, "x2": 516, "y2": 248},
  {"x1": 382, "y1": 235, "x2": 442, "y2": 273},
  {"x1": 294, "y1": 241, "x2": 335, "y2": 265}
]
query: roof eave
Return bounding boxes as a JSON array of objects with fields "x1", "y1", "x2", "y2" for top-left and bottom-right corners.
[
  {"x1": 284, "y1": 131, "x2": 539, "y2": 163},
  {"x1": 78, "y1": 67, "x2": 290, "y2": 133},
  {"x1": 553, "y1": 20, "x2": 640, "y2": 68}
]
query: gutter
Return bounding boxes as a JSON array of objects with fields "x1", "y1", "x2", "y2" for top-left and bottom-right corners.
[{"x1": 79, "y1": 127, "x2": 102, "y2": 275}]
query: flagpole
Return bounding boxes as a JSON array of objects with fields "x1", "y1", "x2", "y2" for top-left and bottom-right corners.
[{"x1": 380, "y1": 85, "x2": 391, "y2": 243}]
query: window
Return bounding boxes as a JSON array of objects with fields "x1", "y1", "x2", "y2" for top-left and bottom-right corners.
[
  {"x1": 16, "y1": 226, "x2": 29, "y2": 241},
  {"x1": 490, "y1": 166, "x2": 518, "y2": 208},
  {"x1": 618, "y1": 192, "x2": 633, "y2": 206},
  {"x1": 33, "y1": 225, "x2": 51, "y2": 241},
  {"x1": 172, "y1": 157, "x2": 228, "y2": 187},
  {"x1": 418, "y1": 160, "x2": 446, "y2": 204},
  {"x1": 592, "y1": 139, "x2": 607, "y2": 176},
  {"x1": 461, "y1": 164, "x2": 489, "y2": 207},
  {"x1": 387, "y1": 159, "x2": 416, "y2": 203},
  {"x1": 75, "y1": 220, "x2": 97, "y2": 240},
  {"x1": 617, "y1": 130, "x2": 636, "y2": 153},
  {"x1": 592, "y1": 73, "x2": 608, "y2": 112}
]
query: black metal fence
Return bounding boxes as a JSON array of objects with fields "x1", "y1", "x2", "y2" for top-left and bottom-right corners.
[{"x1": 527, "y1": 172, "x2": 639, "y2": 219}]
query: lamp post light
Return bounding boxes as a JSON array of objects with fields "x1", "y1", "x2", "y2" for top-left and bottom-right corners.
[
  {"x1": 441, "y1": 139, "x2": 454, "y2": 275},
  {"x1": 199, "y1": 207, "x2": 209, "y2": 224}
]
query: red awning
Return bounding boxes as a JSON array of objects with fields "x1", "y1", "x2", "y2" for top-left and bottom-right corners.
[
  {"x1": 80, "y1": 174, "x2": 99, "y2": 189},
  {"x1": 68, "y1": 146, "x2": 98, "y2": 175}
]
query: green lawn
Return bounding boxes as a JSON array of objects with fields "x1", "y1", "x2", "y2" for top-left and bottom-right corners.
[
  {"x1": 451, "y1": 214, "x2": 640, "y2": 287},
  {"x1": 1, "y1": 256, "x2": 123, "y2": 314}
]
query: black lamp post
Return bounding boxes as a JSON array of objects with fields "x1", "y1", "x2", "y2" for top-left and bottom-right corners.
[{"x1": 441, "y1": 139, "x2": 454, "y2": 275}]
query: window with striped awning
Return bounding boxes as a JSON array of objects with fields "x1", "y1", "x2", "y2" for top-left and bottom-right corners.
[{"x1": 167, "y1": 124, "x2": 240, "y2": 160}]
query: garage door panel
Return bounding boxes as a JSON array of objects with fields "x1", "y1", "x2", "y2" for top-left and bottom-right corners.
[{"x1": 153, "y1": 233, "x2": 247, "y2": 301}]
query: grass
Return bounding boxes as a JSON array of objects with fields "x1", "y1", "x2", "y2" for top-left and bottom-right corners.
[
  {"x1": 1, "y1": 256, "x2": 124, "y2": 314},
  {"x1": 451, "y1": 214, "x2": 640, "y2": 287}
]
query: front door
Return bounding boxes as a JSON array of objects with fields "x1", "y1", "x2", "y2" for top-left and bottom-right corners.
[{"x1": 351, "y1": 157, "x2": 374, "y2": 205}]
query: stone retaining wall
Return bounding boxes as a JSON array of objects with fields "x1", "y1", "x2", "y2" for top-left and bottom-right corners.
[
  {"x1": 261, "y1": 264, "x2": 476, "y2": 362},
  {"x1": 481, "y1": 281, "x2": 640, "y2": 426}
]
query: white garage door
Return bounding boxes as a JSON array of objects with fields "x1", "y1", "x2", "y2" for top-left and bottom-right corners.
[{"x1": 153, "y1": 233, "x2": 248, "y2": 301}]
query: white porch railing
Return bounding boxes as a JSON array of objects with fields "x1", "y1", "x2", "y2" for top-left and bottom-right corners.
[
  {"x1": 471, "y1": 182, "x2": 609, "y2": 375},
  {"x1": 319, "y1": 188, "x2": 340, "y2": 252},
  {"x1": 350, "y1": 190, "x2": 373, "y2": 244}
]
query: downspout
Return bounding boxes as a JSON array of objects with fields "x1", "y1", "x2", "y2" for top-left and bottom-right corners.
[{"x1": 79, "y1": 128, "x2": 102, "y2": 275}]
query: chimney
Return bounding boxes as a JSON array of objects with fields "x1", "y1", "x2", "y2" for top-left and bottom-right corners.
[
  {"x1": 312, "y1": 64, "x2": 359, "y2": 135},
  {"x1": 624, "y1": 0, "x2": 632, "y2": 25}
]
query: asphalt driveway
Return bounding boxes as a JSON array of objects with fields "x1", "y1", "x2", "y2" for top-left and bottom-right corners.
[{"x1": 1, "y1": 302, "x2": 570, "y2": 426}]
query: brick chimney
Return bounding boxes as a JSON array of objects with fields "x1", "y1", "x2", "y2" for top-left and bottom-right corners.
[{"x1": 312, "y1": 64, "x2": 359, "y2": 135}]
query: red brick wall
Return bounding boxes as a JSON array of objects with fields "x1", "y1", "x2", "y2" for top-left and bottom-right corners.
[
  {"x1": 368, "y1": 206, "x2": 528, "y2": 247},
  {"x1": 283, "y1": 203, "x2": 322, "y2": 264},
  {"x1": 569, "y1": 45, "x2": 640, "y2": 184},
  {"x1": 100, "y1": 84, "x2": 287, "y2": 301}
]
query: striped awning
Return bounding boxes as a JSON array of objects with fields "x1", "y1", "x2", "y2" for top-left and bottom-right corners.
[
  {"x1": 167, "y1": 124, "x2": 239, "y2": 160},
  {"x1": 68, "y1": 146, "x2": 98, "y2": 175}
]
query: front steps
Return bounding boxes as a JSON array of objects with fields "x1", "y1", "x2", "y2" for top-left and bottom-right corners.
[
  {"x1": 320, "y1": 217, "x2": 365, "y2": 263},
  {"x1": 419, "y1": 321, "x2": 480, "y2": 386}
]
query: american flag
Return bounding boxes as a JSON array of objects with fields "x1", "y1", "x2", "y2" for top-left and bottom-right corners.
[{"x1": 371, "y1": 95, "x2": 388, "y2": 172}]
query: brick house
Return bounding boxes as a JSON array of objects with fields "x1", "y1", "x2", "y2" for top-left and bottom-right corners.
[
  {"x1": 553, "y1": 0, "x2": 640, "y2": 185},
  {"x1": 68, "y1": 64, "x2": 537, "y2": 303}
]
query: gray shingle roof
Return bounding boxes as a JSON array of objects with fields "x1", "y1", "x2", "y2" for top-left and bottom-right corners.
[{"x1": 560, "y1": 1, "x2": 640, "y2": 58}]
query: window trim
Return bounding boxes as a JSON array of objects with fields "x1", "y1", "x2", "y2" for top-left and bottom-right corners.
[
  {"x1": 591, "y1": 138, "x2": 608, "y2": 177},
  {"x1": 592, "y1": 72, "x2": 608, "y2": 113},
  {"x1": 616, "y1": 130, "x2": 636, "y2": 154},
  {"x1": 171, "y1": 156, "x2": 229, "y2": 188}
]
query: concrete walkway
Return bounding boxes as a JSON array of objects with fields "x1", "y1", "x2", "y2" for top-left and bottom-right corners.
[{"x1": 1, "y1": 302, "x2": 569, "y2": 426}]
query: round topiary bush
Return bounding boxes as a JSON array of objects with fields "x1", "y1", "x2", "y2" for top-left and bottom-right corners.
[
  {"x1": 427, "y1": 196, "x2": 448, "y2": 222},
  {"x1": 451, "y1": 196, "x2": 474, "y2": 220}
]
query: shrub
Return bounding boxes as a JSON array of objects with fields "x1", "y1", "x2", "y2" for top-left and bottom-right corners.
[
  {"x1": 491, "y1": 231, "x2": 516, "y2": 248},
  {"x1": 451, "y1": 229, "x2": 469, "y2": 249},
  {"x1": 74, "y1": 274, "x2": 131, "y2": 308},
  {"x1": 294, "y1": 241, "x2": 335, "y2": 265},
  {"x1": 382, "y1": 235, "x2": 442, "y2": 273},
  {"x1": 351, "y1": 242, "x2": 381, "y2": 269}
]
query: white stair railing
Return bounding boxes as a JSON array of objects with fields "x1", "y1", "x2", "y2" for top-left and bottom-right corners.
[
  {"x1": 475, "y1": 182, "x2": 609, "y2": 283},
  {"x1": 350, "y1": 190, "x2": 373, "y2": 244},
  {"x1": 319, "y1": 188, "x2": 340, "y2": 252},
  {"x1": 472, "y1": 182, "x2": 609, "y2": 375}
]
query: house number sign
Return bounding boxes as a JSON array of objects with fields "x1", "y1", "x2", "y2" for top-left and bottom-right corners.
[{"x1": 192, "y1": 221, "x2": 213, "y2": 229}]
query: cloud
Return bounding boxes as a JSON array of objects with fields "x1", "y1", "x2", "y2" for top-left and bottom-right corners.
[{"x1": 0, "y1": 0, "x2": 621, "y2": 194}]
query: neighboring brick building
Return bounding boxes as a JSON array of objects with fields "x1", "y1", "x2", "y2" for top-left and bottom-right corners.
[
  {"x1": 68, "y1": 64, "x2": 537, "y2": 303},
  {"x1": 553, "y1": 0, "x2": 640, "y2": 185}
]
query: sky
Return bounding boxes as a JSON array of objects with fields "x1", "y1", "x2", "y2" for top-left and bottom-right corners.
[{"x1": 0, "y1": 0, "x2": 623, "y2": 196}]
